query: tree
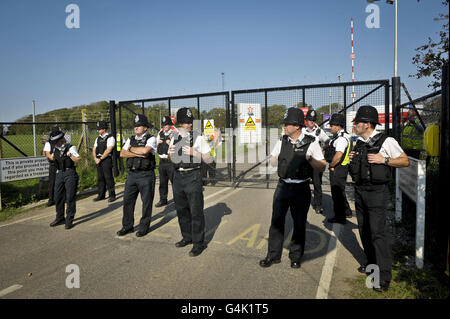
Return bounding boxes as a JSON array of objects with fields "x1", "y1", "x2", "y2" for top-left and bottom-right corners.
[{"x1": 410, "y1": 0, "x2": 449, "y2": 89}]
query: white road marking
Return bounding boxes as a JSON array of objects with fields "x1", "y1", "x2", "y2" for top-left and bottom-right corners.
[
  {"x1": 315, "y1": 223, "x2": 342, "y2": 299},
  {"x1": 0, "y1": 284, "x2": 23, "y2": 297}
]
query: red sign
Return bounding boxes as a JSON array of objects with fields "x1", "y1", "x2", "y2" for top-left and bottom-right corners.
[{"x1": 378, "y1": 112, "x2": 408, "y2": 124}]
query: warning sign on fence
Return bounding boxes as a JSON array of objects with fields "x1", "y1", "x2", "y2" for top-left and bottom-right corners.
[{"x1": 0, "y1": 157, "x2": 49, "y2": 183}]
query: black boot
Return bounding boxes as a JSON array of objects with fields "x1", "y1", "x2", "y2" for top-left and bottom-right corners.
[
  {"x1": 108, "y1": 192, "x2": 116, "y2": 202},
  {"x1": 93, "y1": 195, "x2": 105, "y2": 202}
]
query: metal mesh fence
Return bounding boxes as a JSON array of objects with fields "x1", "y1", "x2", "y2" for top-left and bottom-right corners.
[
  {"x1": 232, "y1": 81, "x2": 389, "y2": 186},
  {"x1": 0, "y1": 122, "x2": 102, "y2": 162},
  {"x1": 399, "y1": 92, "x2": 441, "y2": 159},
  {"x1": 117, "y1": 92, "x2": 230, "y2": 182}
]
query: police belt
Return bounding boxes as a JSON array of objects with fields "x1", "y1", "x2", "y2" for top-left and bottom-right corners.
[
  {"x1": 159, "y1": 157, "x2": 171, "y2": 163},
  {"x1": 56, "y1": 167, "x2": 76, "y2": 174},
  {"x1": 129, "y1": 168, "x2": 152, "y2": 172},
  {"x1": 175, "y1": 168, "x2": 200, "y2": 175}
]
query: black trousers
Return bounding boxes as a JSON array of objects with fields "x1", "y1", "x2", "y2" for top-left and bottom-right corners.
[
  {"x1": 173, "y1": 169, "x2": 205, "y2": 249},
  {"x1": 96, "y1": 157, "x2": 115, "y2": 197},
  {"x1": 158, "y1": 158, "x2": 174, "y2": 202},
  {"x1": 48, "y1": 164, "x2": 57, "y2": 203},
  {"x1": 54, "y1": 168, "x2": 79, "y2": 224},
  {"x1": 202, "y1": 161, "x2": 217, "y2": 180},
  {"x1": 311, "y1": 169, "x2": 323, "y2": 210},
  {"x1": 267, "y1": 180, "x2": 311, "y2": 262},
  {"x1": 354, "y1": 184, "x2": 392, "y2": 282},
  {"x1": 329, "y1": 165, "x2": 351, "y2": 221},
  {"x1": 122, "y1": 170, "x2": 156, "y2": 232}
]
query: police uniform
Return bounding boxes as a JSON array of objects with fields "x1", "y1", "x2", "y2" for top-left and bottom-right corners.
[
  {"x1": 349, "y1": 105, "x2": 408, "y2": 292},
  {"x1": 260, "y1": 108, "x2": 325, "y2": 269},
  {"x1": 49, "y1": 129, "x2": 80, "y2": 230},
  {"x1": 302, "y1": 110, "x2": 329, "y2": 214},
  {"x1": 169, "y1": 107, "x2": 211, "y2": 257},
  {"x1": 324, "y1": 113, "x2": 352, "y2": 223},
  {"x1": 401, "y1": 116, "x2": 424, "y2": 159},
  {"x1": 43, "y1": 127, "x2": 59, "y2": 206},
  {"x1": 93, "y1": 121, "x2": 116, "y2": 202},
  {"x1": 202, "y1": 128, "x2": 222, "y2": 186},
  {"x1": 155, "y1": 116, "x2": 175, "y2": 207},
  {"x1": 117, "y1": 114, "x2": 157, "y2": 237}
]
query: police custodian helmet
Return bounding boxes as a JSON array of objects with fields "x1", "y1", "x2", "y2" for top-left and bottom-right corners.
[
  {"x1": 329, "y1": 113, "x2": 346, "y2": 127},
  {"x1": 49, "y1": 126, "x2": 64, "y2": 144},
  {"x1": 281, "y1": 107, "x2": 305, "y2": 126},
  {"x1": 305, "y1": 109, "x2": 317, "y2": 122},
  {"x1": 134, "y1": 114, "x2": 150, "y2": 127},
  {"x1": 96, "y1": 120, "x2": 108, "y2": 130},
  {"x1": 353, "y1": 105, "x2": 380, "y2": 125},
  {"x1": 176, "y1": 107, "x2": 194, "y2": 124},
  {"x1": 161, "y1": 115, "x2": 173, "y2": 126}
]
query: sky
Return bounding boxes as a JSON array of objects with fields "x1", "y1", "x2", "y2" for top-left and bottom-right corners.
[{"x1": 0, "y1": 0, "x2": 447, "y2": 122}]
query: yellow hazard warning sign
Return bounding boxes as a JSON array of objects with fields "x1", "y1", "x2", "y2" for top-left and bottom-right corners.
[
  {"x1": 203, "y1": 119, "x2": 215, "y2": 135},
  {"x1": 245, "y1": 117, "x2": 256, "y2": 131},
  {"x1": 205, "y1": 121, "x2": 213, "y2": 129}
]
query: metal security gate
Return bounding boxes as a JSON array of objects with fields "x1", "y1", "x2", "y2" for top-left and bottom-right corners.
[
  {"x1": 231, "y1": 80, "x2": 390, "y2": 187},
  {"x1": 113, "y1": 91, "x2": 232, "y2": 183}
]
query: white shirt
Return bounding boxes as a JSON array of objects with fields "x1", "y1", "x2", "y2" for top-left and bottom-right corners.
[
  {"x1": 270, "y1": 133, "x2": 324, "y2": 183},
  {"x1": 332, "y1": 129, "x2": 350, "y2": 154},
  {"x1": 357, "y1": 129, "x2": 404, "y2": 159},
  {"x1": 43, "y1": 142, "x2": 51, "y2": 153},
  {"x1": 55, "y1": 144, "x2": 80, "y2": 158},
  {"x1": 123, "y1": 132, "x2": 157, "y2": 155},
  {"x1": 93, "y1": 133, "x2": 115, "y2": 148},
  {"x1": 302, "y1": 125, "x2": 329, "y2": 144}
]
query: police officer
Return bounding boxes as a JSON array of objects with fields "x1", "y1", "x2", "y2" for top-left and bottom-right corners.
[
  {"x1": 401, "y1": 108, "x2": 424, "y2": 159},
  {"x1": 260, "y1": 108, "x2": 326, "y2": 269},
  {"x1": 302, "y1": 109, "x2": 330, "y2": 214},
  {"x1": 202, "y1": 127, "x2": 222, "y2": 186},
  {"x1": 92, "y1": 120, "x2": 116, "y2": 202},
  {"x1": 116, "y1": 114, "x2": 157, "y2": 237},
  {"x1": 48, "y1": 128, "x2": 81, "y2": 230},
  {"x1": 43, "y1": 126, "x2": 60, "y2": 207},
  {"x1": 349, "y1": 105, "x2": 409, "y2": 292},
  {"x1": 155, "y1": 115, "x2": 175, "y2": 207},
  {"x1": 168, "y1": 107, "x2": 212, "y2": 257},
  {"x1": 324, "y1": 113, "x2": 353, "y2": 224}
]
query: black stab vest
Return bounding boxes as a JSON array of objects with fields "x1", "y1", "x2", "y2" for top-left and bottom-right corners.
[
  {"x1": 54, "y1": 144, "x2": 75, "y2": 171},
  {"x1": 324, "y1": 131, "x2": 350, "y2": 164},
  {"x1": 277, "y1": 135, "x2": 315, "y2": 180},
  {"x1": 157, "y1": 131, "x2": 172, "y2": 156},
  {"x1": 349, "y1": 133, "x2": 391, "y2": 185},
  {"x1": 95, "y1": 134, "x2": 111, "y2": 158},
  {"x1": 172, "y1": 130, "x2": 202, "y2": 170},
  {"x1": 126, "y1": 134, "x2": 156, "y2": 171}
]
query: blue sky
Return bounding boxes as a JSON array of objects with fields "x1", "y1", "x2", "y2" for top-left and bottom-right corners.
[{"x1": 0, "y1": 0, "x2": 447, "y2": 122}]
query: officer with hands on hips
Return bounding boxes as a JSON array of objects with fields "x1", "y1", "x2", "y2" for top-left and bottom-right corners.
[
  {"x1": 116, "y1": 114, "x2": 157, "y2": 238},
  {"x1": 260, "y1": 107, "x2": 326, "y2": 269},
  {"x1": 92, "y1": 120, "x2": 116, "y2": 202},
  {"x1": 349, "y1": 105, "x2": 409, "y2": 292},
  {"x1": 302, "y1": 109, "x2": 330, "y2": 214},
  {"x1": 324, "y1": 113, "x2": 353, "y2": 224},
  {"x1": 155, "y1": 115, "x2": 176, "y2": 207},
  {"x1": 168, "y1": 107, "x2": 212, "y2": 257},
  {"x1": 48, "y1": 128, "x2": 81, "y2": 230}
]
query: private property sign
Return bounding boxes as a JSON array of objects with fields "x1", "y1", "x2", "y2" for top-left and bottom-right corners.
[{"x1": 0, "y1": 157, "x2": 49, "y2": 183}]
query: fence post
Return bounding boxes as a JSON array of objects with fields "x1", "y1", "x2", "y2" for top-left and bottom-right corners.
[
  {"x1": 439, "y1": 62, "x2": 449, "y2": 271},
  {"x1": 109, "y1": 100, "x2": 119, "y2": 177},
  {"x1": 392, "y1": 76, "x2": 401, "y2": 141},
  {"x1": 81, "y1": 109, "x2": 89, "y2": 165}
]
